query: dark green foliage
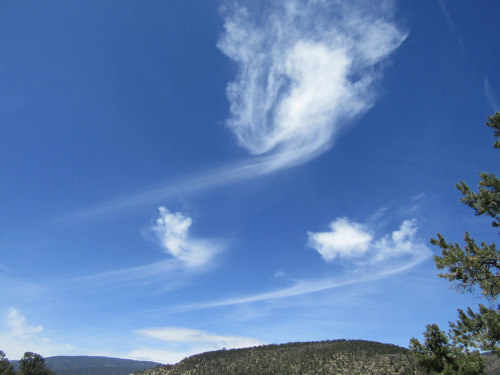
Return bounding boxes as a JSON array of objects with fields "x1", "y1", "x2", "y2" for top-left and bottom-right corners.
[
  {"x1": 19, "y1": 353, "x2": 54, "y2": 375},
  {"x1": 410, "y1": 324, "x2": 485, "y2": 374},
  {"x1": 450, "y1": 305, "x2": 500, "y2": 356},
  {"x1": 432, "y1": 113, "x2": 500, "y2": 302},
  {"x1": 432, "y1": 232, "x2": 499, "y2": 301},
  {"x1": 134, "y1": 340, "x2": 426, "y2": 375},
  {"x1": 0, "y1": 351, "x2": 15, "y2": 375},
  {"x1": 411, "y1": 113, "x2": 500, "y2": 374},
  {"x1": 486, "y1": 113, "x2": 500, "y2": 150}
]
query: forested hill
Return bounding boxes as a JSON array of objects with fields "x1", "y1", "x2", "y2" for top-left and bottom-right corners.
[
  {"x1": 134, "y1": 339, "x2": 426, "y2": 375},
  {"x1": 12, "y1": 356, "x2": 160, "y2": 375}
]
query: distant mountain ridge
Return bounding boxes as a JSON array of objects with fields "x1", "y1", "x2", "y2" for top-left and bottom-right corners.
[{"x1": 12, "y1": 356, "x2": 161, "y2": 375}]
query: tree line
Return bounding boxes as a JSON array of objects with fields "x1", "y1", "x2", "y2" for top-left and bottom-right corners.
[{"x1": 0, "y1": 351, "x2": 54, "y2": 375}]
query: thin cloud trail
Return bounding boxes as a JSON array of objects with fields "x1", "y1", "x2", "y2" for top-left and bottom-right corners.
[
  {"x1": 60, "y1": 156, "x2": 288, "y2": 221},
  {"x1": 61, "y1": 0, "x2": 406, "y2": 221},
  {"x1": 59, "y1": 208, "x2": 222, "y2": 292},
  {"x1": 169, "y1": 218, "x2": 431, "y2": 312},
  {"x1": 484, "y1": 78, "x2": 500, "y2": 112},
  {"x1": 436, "y1": 0, "x2": 465, "y2": 50},
  {"x1": 170, "y1": 250, "x2": 429, "y2": 312}
]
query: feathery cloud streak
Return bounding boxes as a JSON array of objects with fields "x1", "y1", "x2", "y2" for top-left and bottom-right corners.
[
  {"x1": 136, "y1": 327, "x2": 263, "y2": 348},
  {"x1": 68, "y1": 208, "x2": 220, "y2": 290},
  {"x1": 0, "y1": 308, "x2": 74, "y2": 360},
  {"x1": 219, "y1": 0, "x2": 407, "y2": 169},
  {"x1": 131, "y1": 327, "x2": 264, "y2": 364},
  {"x1": 484, "y1": 78, "x2": 499, "y2": 112},
  {"x1": 63, "y1": 1, "x2": 406, "y2": 220},
  {"x1": 172, "y1": 218, "x2": 431, "y2": 312}
]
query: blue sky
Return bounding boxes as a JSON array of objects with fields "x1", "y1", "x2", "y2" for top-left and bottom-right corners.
[{"x1": 0, "y1": 0, "x2": 499, "y2": 364}]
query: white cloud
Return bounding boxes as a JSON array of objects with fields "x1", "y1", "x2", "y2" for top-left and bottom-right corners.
[
  {"x1": 5, "y1": 308, "x2": 43, "y2": 337},
  {"x1": 128, "y1": 348, "x2": 194, "y2": 365},
  {"x1": 150, "y1": 207, "x2": 220, "y2": 268},
  {"x1": 371, "y1": 219, "x2": 428, "y2": 263},
  {"x1": 219, "y1": 0, "x2": 407, "y2": 169},
  {"x1": 308, "y1": 218, "x2": 429, "y2": 265},
  {"x1": 132, "y1": 327, "x2": 264, "y2": 364},
  {"x1": 136, "y1": 326, "x2": 263, "y2": 348},
  {"x1": 0, "y1": 308, "x2": 74, "y2": 360},
  {"x1": 60, "y1": 0, "x2": 407, "y2": 220},
  {"x1": 173, "y1": 215, "x2": 431, "y2": 312},
  {"x1": 64, "y1": 208, "x2": 222, "y2": 291},
  {"x1": 307, "y1": 218, "x2": 373, "y2": 261}
]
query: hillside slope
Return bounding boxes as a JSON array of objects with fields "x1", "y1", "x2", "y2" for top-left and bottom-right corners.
[
  {"x1": 12, "y1": 356, "x2": 160, "y2": 375},
  {"x1": 135, "y1": 340, "x2": 425, "y2": 375}
]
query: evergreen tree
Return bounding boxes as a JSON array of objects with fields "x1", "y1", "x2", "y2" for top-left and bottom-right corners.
[
  {"x1": 0, "y1": 351, "x2": 15, "y2": 375},
  {"x1": 19, "y1": 352, "x2": 55, "y2": 375},
  {"x1": 410, "y1": 324, "x2": 485, "y2": 374},
  {"x1": 410, "y1": 113, "x2": 500, "y2": 374}
]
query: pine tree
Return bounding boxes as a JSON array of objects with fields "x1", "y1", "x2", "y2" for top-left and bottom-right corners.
[
  {"x1": 0, "y1": 351, "x2": 15, "y2": 375},
  {"x1": 410, "y1": 113, "x2": 500, "y2": 374},
  {"x1": 19, "y1": 352, "x2": 55, "y2": 375}
]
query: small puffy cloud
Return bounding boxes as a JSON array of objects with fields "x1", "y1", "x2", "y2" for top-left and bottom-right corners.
[
  {"x1": 175, "y1": 211, "x2": 432, "y2": 312},
  {"x1": 372, "y1": 219, "x2": 429, "y2": 264},
  {"x1": 74, "y1": 208, "x2": 222, "y2": 289},
  {"x1": 308, "y1": 218, "x2": 429, "y2": 265},
  {"x1": 150, "y1": 207, "x2": 220, "y2": 268},
  {"x1": 307, "y1": 218, "x2": 373, "y2": 261}
]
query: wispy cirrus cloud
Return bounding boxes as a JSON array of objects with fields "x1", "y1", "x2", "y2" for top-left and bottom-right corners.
[
  {"x1": 172, "y1": 215, "x2": 431, "y2": 312},
  {"x1": 131, "y1": 327, "x2": 264, "y2": 364},
  {"x1": 218, "y1": 0, "x2": 407, "y2": 169},
  {"x1": 61, "y1": 0, "x2": 406, "y2": 220},
  {"x1": 0, "y1": 308, "x2": 74, "y2": 360},
  {"x1": 136, "y1": 326, "x2": 263, "y2": 347},
  {"x1": 436, "y1": 0, "x2": 465, "y2": 50},
  {"x1": 69, "y1": 208, "x2": 221, "y2": 290},
  {"x1": 484, "y1": 78, "x2": 499, "y2": 112}
]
